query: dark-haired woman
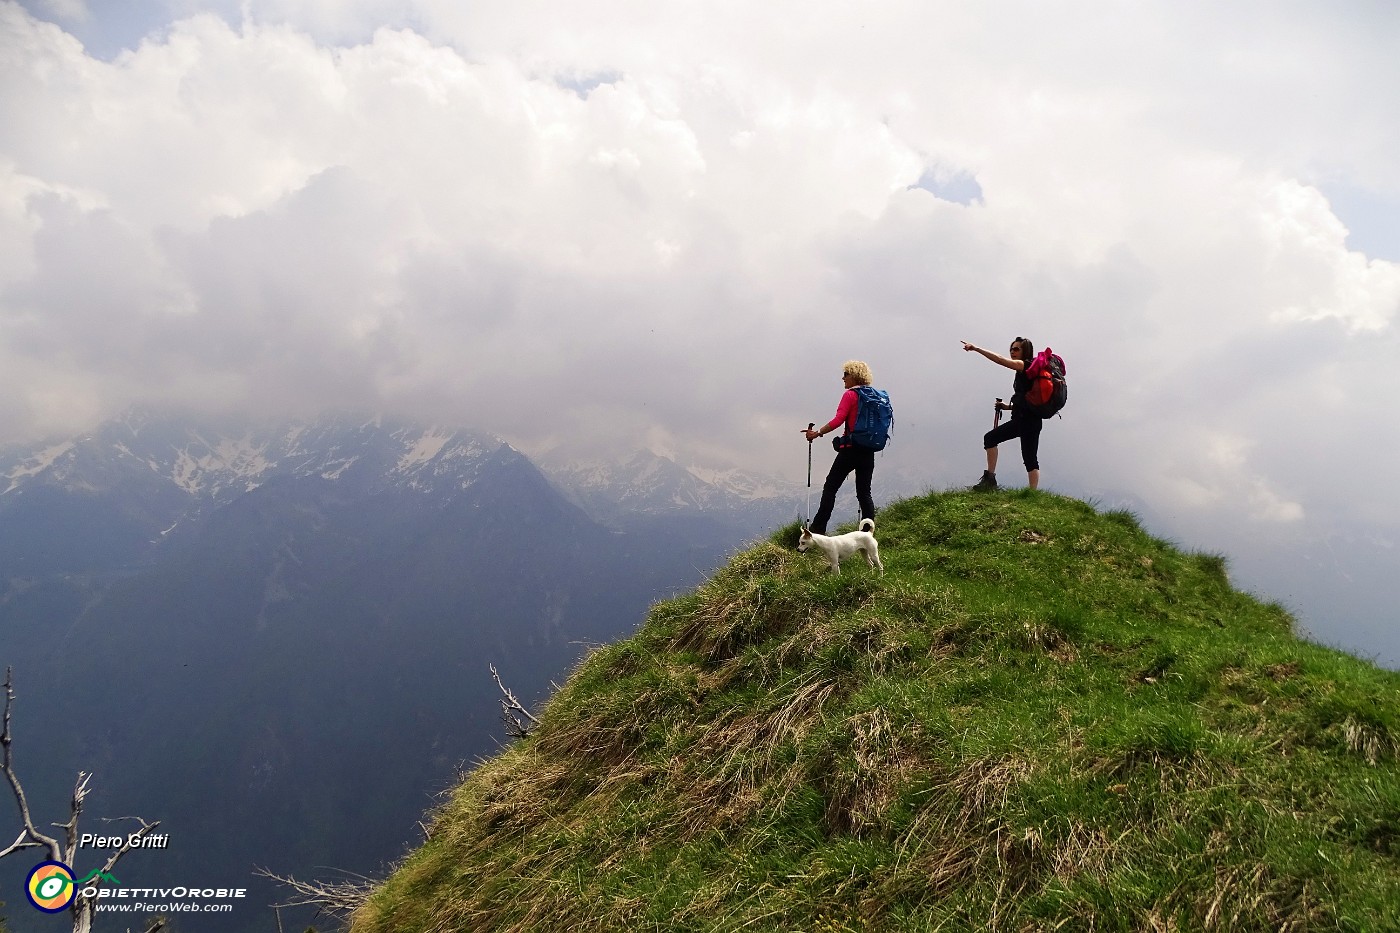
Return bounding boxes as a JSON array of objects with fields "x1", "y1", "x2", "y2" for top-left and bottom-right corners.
[{"x1": 961, "y1": 337, "x2": 1042, "y2": 491}]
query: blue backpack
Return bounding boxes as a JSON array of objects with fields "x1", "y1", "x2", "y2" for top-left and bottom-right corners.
[{"x1": 837, "y1": 386, "x2": 894, "y2": 451}]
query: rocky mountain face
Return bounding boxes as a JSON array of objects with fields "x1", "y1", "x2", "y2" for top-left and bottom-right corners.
[{"x1": 0, "y1": 412, "x2": 792, "y2": 933}]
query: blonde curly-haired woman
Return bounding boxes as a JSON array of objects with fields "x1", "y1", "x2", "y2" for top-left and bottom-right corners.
[{"x1": 802, "y1": 360, "x2": 879, "y2": 534}]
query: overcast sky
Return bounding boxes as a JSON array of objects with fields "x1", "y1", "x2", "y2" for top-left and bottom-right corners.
[{"x1": 2, "y1": 0, "x2": 1398, "y2": 665}]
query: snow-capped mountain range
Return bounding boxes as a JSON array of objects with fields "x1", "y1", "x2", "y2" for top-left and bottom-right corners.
[
  {"x1": 0, "y1": 410, "x2": 803, "y2": 535},
  {"x1": 1, "y1": 409, "x2": 510, "y2": 505}
]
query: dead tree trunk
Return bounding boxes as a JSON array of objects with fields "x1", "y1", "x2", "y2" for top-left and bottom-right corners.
[{"x1": 2, "y1": 667, "x2": 162, "y2": 933}]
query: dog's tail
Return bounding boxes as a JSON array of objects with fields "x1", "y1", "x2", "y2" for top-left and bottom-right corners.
[{"x1": 859, "y1": 518, "x2": 875, "y2": 533}]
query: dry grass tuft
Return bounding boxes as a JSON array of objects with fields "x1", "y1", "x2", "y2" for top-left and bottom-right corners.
[
  {"x1": 668, "y1": 672, "x2": 844, "y2": 839},
  {"x1": 1336, "y1": 715, "x2": 1399, "y2": 765},
  {"x1": 1191, "y1": 861, "x2": 1329, "y2": 931},
  {"x1": 946, "y1": 754, "x2": 1037, "y2": 820},
  {"x1": 530, "y1": 704, "x2": 644, "y2": 767},
  {"x1": 895, "y1": 754, "x2": 1036, "y2": 876},
  {"x1": 468, "y1": 757, "x2": 579, "y2": 839},
  {"x1": 821, "y1": 707, "x2": 925, "y2": 837},
  {"x1": 879, "y1": 834, "x2": 984, "y2": 908},
  {"x1": 1018, "y1": 620, "x2": 1078, "y2": 663},
  {"x1": 670, "y1": 550, "x2": 810, "y2": 662}
]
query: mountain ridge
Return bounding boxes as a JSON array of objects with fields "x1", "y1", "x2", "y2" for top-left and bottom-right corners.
[{"x1": 346, "y1": 489, "x2": 1400, "y2": 932}]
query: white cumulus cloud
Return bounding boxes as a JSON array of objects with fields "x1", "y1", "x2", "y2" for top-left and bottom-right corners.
[{"x1": 2, "y1": 0, "x2": 1399, "y2": 661}]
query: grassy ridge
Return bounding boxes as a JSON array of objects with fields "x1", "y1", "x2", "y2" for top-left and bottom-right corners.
[{"x1": 349, "y1": 491, "x2": 1400, "y2": 932}]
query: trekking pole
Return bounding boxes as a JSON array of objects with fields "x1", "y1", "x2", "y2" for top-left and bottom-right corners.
[
  {"x1": 805, "y1": 423, "x2": 815, "y2": 524},
  {"x1": 993, "y1": 398, "x2": 1003, "y2": 429}
]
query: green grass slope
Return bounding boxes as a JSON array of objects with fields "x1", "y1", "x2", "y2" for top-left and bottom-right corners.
[{"x1": 349, "y1": 491, "x2": 1400, "y2": 932}]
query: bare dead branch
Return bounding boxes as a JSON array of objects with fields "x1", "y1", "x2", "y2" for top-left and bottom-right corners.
[
  {"x1": 1, "y1": 666, "x2": 62, "y2": 862},
  {"x1": 490, "y1": 663, "x2": 540, "y2": 738},
  {"x1": 256, "y1": 865, "x2": 377, "y2": 914},
  {"x1": 96, "y1": 815, "x2": 163, "y2": 877},
  {"x1": 1, "y1": 827, "x2": 45, "y2": 859},
  {"x1": 53, "y1": 770, "x2": 93, "y2": 857}
]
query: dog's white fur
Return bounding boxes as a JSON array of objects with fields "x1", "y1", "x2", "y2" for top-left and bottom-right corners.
[{"x1": 798, "y1": 519, "x2": 883, "y2": 574}]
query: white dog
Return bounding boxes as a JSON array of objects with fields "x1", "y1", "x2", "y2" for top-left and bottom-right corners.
[{"x1": 798, "y1": 519, "x2": 883, "y2": 575}]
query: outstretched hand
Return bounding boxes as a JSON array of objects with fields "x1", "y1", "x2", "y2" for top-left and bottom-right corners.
[{"x1": 961, "y1": 341, "x2": 978, "y2": 352}]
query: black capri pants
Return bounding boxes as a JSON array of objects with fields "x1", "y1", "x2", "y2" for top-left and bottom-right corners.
[
  {"x1": 984, "y1": 414, "x2": 1044, "y2": 471},
  {"x1": 810, "y1": 445, "x2": 875, "y2": 534}
]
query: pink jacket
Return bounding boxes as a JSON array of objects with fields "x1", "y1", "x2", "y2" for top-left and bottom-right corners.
[{"x1": 823, "y1": 389, "x2": 859, "y2": 435}]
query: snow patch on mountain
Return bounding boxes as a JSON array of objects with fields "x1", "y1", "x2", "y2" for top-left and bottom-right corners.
[
  {"x1": 168, "y1": 434, "x2": 277, "y2": 497},
  {"x1": 2, "y1": 441, "x2": 75, "y2": 494},
  {"x1": 321, "y1": 457, "x2": 360, "y2": 480},
  {"x1": 395, "y1": 429, "x2": 455, "y2": 473}
]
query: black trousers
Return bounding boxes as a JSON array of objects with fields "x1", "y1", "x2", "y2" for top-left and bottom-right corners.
[
  {"x1": 984, "y1": 414, "x2": 1044, "y2": 471},
  {"x1": 811, "y1": 445, "x2": 875, "y2": 533}
]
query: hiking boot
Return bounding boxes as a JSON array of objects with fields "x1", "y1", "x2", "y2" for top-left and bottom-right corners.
[{"x1": 971, "y1": 470, "x2": 998, "y2": 492}]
